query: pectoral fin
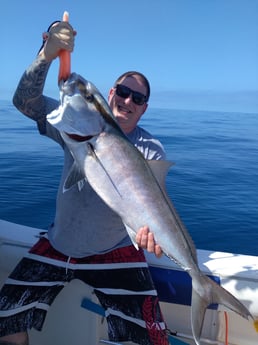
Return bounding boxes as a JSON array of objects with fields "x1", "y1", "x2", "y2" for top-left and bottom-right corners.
[
  {"x1": 64, "y1": 162, "x2": 86, "y2": 192},
  {"x1": 87, "y1": 142, "x2": 122, "y2": 198}
]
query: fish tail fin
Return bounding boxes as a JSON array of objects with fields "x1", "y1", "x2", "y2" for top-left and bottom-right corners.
[
  {"x1": 191, "y1": 274, "x2": 253, "y2": 344},
  {"x1": 58, "y1": 11, "x2": 71, "y2": 83},
  {"x1": 191, "y1": 288, "x2": 209, "y2": 345}
]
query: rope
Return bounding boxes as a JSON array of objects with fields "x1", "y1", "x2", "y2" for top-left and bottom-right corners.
[{"x1": 224, "y1": 311, "x2": 228, "y2": 345}]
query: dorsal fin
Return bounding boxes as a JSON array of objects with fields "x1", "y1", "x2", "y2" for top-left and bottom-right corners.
[{"x1": 147, "y1": 160, "x2": 174, "y2": 189}]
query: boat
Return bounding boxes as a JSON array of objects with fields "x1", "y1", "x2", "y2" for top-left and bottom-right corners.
[{"x1": 1, "y1": 218, "x2": 258, "y2": 345}]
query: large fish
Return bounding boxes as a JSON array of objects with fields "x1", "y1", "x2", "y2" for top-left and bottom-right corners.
[{"x1": 47, "y1": 72, "x2": 253, "y2": 345}]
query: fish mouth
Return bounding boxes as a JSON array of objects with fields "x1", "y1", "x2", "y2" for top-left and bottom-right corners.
[{"x1": 66, "y1": 133, "x2": 94, "y2": 142}]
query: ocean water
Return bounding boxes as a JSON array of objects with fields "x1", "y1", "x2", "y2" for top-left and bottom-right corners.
[{"x1": 0, "y1": 100, "x2": 258, "y2": 256}]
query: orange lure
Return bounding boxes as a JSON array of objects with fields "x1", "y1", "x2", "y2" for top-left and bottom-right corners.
[{"x1": 58, "y1": 11, "x2": 71, "y2": 83}]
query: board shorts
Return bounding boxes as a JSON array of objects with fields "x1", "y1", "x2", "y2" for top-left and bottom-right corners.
[{"x1": 0, "y1": 236, "x2": 169, "y2": 345}]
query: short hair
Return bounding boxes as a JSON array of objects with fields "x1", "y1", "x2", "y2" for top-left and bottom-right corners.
[{"x1": 113, "y1": 71, "x2": 150, "y2": 102}]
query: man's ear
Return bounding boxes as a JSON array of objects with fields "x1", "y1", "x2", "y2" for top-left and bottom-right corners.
[
  {"x1": 142, "y1": 102, "x2": 148, "y2": 114},
  {"x1": 108, "y1": 88, "x2": 115, "y2": 102}
]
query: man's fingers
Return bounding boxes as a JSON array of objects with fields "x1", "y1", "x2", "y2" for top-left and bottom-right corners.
[
  {"x1": 136, "y1": 226, "x2": 149, "y2": 248},
  {"x1": 146, "y1": 232, "x2": 155, "y2": 253},
  {"x1": 154, "y1": 244, "x2": 163, "y2": 258},
  {"x1": 135, "y1": 226, "x2": 163, "y2": 258}
]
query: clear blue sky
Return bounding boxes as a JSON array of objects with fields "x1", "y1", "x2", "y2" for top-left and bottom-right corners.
[{"x1": 2, "y1": 0, "x2": 258, "y2": 112}]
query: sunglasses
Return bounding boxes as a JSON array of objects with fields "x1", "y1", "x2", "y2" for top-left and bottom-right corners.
[{"x1": 115, "y1": 84, "x2": 147, "y2": 105}]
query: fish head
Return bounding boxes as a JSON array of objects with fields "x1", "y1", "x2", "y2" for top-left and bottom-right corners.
[{"x1": 47, "y1": 72, "x2": 118, "y2": 139}]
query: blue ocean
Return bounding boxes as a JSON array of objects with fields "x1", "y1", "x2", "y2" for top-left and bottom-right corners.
[{"x1": 1, "y1": 100, "x2": 257, "y2": 256}]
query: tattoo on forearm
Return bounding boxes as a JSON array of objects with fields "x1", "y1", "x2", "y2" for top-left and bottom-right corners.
[{"x1": 13, "y1": 56, "x2": 51, "y2": 118}]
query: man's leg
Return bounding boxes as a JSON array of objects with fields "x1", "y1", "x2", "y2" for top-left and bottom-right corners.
[
  {"x1": 0, "y1": 332, "x2": 28, "y2": 345},
  {"x1": 0, "y1": 237, "x2": 72, "y2": 343},
  {"x1": 75, "y1": 244, "x2": 169, "y2": 345}
]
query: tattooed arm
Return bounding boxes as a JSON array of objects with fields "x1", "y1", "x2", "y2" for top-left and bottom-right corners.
[{"x1": 12, "y1": 55, "x2": 59, "y2": 134}]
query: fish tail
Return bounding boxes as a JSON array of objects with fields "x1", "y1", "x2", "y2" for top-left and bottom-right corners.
[
  {"x1": 191, "y1": 274, "x2": 253, "y2": 344},
  {"x1": 58, "y1": 11, "x2": 71, "y2": 83}
]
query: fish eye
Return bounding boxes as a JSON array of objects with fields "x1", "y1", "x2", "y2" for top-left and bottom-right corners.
[{"x1": 85, "y1": 93, "x2": 94, "y2": 103}]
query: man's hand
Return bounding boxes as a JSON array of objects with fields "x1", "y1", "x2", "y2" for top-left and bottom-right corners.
[
  {"x1": 39, "y1": 21, "x2": 76, "y2": 62},
  {"x1": 136, "y1": 226, "x2": 163, "y2": 258}
]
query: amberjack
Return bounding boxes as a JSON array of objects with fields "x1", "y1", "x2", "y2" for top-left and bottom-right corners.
[{"x1": 47, "y1": 72, "x2": 253, "y2": 345}]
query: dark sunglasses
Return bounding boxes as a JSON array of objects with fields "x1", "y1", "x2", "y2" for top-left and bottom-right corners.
[{"x1": 115, "y1": 84, "x2": 147, "y2": 105}]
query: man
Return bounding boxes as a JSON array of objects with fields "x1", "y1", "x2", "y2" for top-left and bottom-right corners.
[{"x1": 0, "y1": 20, "x2": 168, "y2": 345}]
